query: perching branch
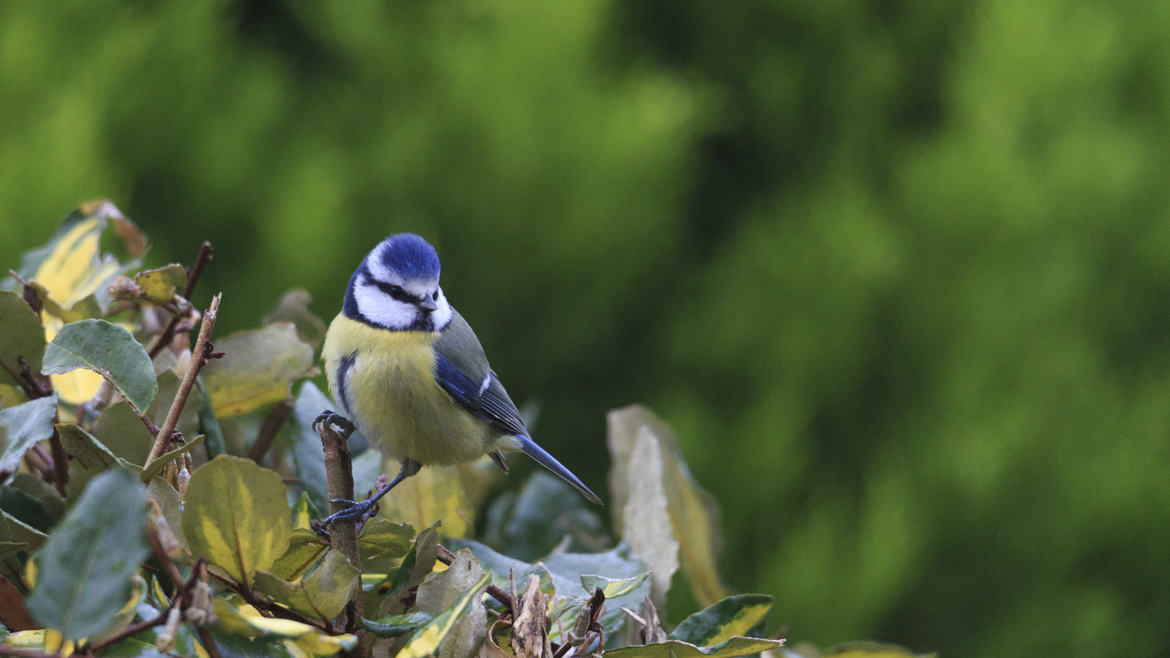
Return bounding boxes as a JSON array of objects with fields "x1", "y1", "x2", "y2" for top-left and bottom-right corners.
[
  {"x1": 143, "y1": 293, "x2": 221, "y2": 476},
  {"x1": 314, "y1": 417, "x2": 366, "y2": 652}
]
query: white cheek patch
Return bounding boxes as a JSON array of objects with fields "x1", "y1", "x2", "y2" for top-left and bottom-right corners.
[
  {"x1": 354, "y1": 281, "x2": 417, "y2": 329},
  {"x1": 432, "y1": 291, "x2": 453, "y2": 331}
]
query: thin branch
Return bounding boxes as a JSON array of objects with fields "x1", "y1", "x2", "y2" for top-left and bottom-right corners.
[
  {"x1": 195, "y1": 627, "x2": 222, "y2": 658},
  {"x1": 143, "y1": 294, "x2": 221, "y2": 475},
  {"x1": 86, "y1": 607, "x2": 173, "y2": 653},
  {"x1": 47, "y1": 425, "x2": 67, "y2": 498},
  {"x1": 148, "y1": 242, "x2": 214, "y2": 360},
  {"x1": 209, "y1": 571, "x2": 330, "y2": 631},
  {"x1": 247, "y1": 400, "x2": 292, "y2": 464}
]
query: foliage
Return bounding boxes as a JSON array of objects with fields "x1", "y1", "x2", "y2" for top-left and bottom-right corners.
[
  {"x1": 0, "y1": 206, "x2": 935, "y2": 657},
  {"x1": 7, "y1": 2, "x2": 1170, "y2": 655}
]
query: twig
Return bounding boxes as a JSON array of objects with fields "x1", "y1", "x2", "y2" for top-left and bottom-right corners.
[
  {"x1": 316, "y1": 419, "x2": 365, "y2": 653},
  {"x1": 148, "y1": 242, "x2": 214, "y2": 360},
  {"x1": 247, "y1": 400, "x2": 292, "y2": 464},
  {"x1": 143, "y1": 294, "x2": 221, "y2": 476},
  {"x1": 86, "y1": 607, "x2": 173, "y2": 653},
  {"x1": 47, "y1": 426, "x2": 67, "y2": 498},
  {"x1": 195, "y1": 627, "x2": 222, "y2": 658}
]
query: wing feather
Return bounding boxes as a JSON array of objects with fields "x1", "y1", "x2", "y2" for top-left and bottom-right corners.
[{"x1": 433, "y1": 309, "x2": 527, "y2": 436}]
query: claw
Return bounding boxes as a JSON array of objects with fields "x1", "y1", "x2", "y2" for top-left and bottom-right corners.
[
  {"x1": 322, "y1": 497, "x2": 378, "y2": 526},
  {"x1": 313, "y1": 410, "x2": 355, "y2": 436}
]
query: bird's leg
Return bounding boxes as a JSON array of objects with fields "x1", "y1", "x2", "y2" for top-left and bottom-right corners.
[
  {"x1": 322, "y1": 458, "x2": 422, "y2": 526},
  {"x1": 489, "y1": 449, "x2": 510, "y2": 474},
  {"x1": 312, "y1": 409, "x2": 355, "y2": 437}
]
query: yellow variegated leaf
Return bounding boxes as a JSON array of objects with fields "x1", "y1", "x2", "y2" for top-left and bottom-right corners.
[
  {"x1": 286, "y1": 631, "x2": 360, "y2": 655},
  {"x1": 669, "y1": 594, "x2": 773, "y2": 648},
  {"x1": 397, "y1": 571, "x2": 490, "y2": 658},
  {"x1": 3, "y1": 629, "x2": 76, "y2": 656},
  {"x1": 34, "y1": 215, "x2": 121, "y2": 311},
  {"x1": 201, "y1": 324, "x2": 315, "y2": 417},
  {"x1": 608, "y1": 405, "x2": 729, "y2": 606},
  {"x1": 182, "y1": 456, "x2": 291, "y2": 588},
  {"x1": 377, "y1": 464, "x2": 472, "y2": 538},
  {"x1": 134, "y1": 264, "x2": 187, "y2": 302},
  {"x1": 212, "y1": 599, "x2": 357, "y2": 655}
]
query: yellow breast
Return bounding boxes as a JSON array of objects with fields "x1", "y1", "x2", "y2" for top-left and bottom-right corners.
[{"x1": 322, "y1": 314, "x2": 491, "y2": 465}]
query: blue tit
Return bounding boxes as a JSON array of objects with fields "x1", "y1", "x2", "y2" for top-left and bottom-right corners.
[{"x1": 316, "y1": 233, "x2": 601, "y2": 523}]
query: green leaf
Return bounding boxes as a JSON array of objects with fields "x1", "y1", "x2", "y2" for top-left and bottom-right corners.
[
  {"x1": 212, "y1": 597, "x2": 357, "y2": 651},
  {"x1": 581, "y1": 573, "x2": 649, "y2": 599},
  {"x1": 1, "y1": 511, "x2": 48, "y2": 552},
  {"x1": 26, "y1": 468, "x2": 149, "y2": 641},
  {"x1": 362, "y1": 612, "x2": 433, "y2": 638},
  {"x1": 182, "y1": 456, "x2": 291, "y2": 588},
  {"x1": 0, "y1": 395, "x2": 57, "y2": 478},
  {"x1": 669, "y1": 594, "x2": 773, "y2": 647},
  {"x1": 376, "y1": 464, "x2": 473, "y2": 539},
  {"x1": 0, "y1": 291, "x2": 45, "y2": 389},
  {"x1": 133, "y1": 264, "x2": 187, "y2": 302},
  {"x1": 254, "y1": 550, "x2": 359, "y2": 622},
  {"x1": 201, "y1": 323, "x2": 314, "y2": 417},
  {"x1": 450, "y1": 538, "x2": 651, "y2": 642},
  {"x1": 288, "y1": 381, "x2": 331, "y2": 511},
  {"x1": 41, "y1": 319, "x2": 157, "y2": 413},
  {"x1": 262, "y1": 289, "x2": 328, "y2": 350},
  {"x1": 601, "y1": 636, "x2": 783, "y2": 657},
  {"x1": 269, "y1": 529, "x2": 329, "y2": 581},
  {"x1": 291, "y1": 490, "x2": 316, "y2": 530},
  {"x1": 375, "y1": 522, "x2": 439, "y2": 616},
  {"x1": 56, "y1": 423, "x2": 138, "y2": 500},
  {"x1": 196, "y1": 378, "x2": 226, "y2": 458},
  {"x1": 482, "y1": 471, "x2": 607, "y2": 561},
  {"x1": 1, "y1": 475, "x2": 61, "y2": 531},
  {"x1": 358, "y1": 518, "x2": 414, "y2": 563},
  {"x1": 412, "y1": 548, "x2": 489, "y2": 657},
  {"x1": 608, "y1": 405, "x2": 728, "y2": 606},
  {"x1": 397, "y1": 571, "x2": 490, "y2": 658}
]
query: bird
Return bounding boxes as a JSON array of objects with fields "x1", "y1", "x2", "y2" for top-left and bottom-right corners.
[{"x1": 315, "y1": 233, "x2": 601, "y2": 524}]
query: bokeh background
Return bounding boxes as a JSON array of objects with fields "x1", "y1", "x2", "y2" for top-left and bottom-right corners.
[{"x1": 3, "y1": 2, "x2": 1170, "y2": 655}]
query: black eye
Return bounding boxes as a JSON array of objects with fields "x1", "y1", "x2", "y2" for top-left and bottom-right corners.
[
  {"x1": 432, "y1": 291, "x2": 439, "y2": 301},
  {"x1": 375, "y1": 280, "x2": 410, "y2": 301}
]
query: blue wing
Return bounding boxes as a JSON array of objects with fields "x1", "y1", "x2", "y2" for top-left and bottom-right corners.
[{"x1": 432, "y1": 310, "x2": 527, "y2": 437}]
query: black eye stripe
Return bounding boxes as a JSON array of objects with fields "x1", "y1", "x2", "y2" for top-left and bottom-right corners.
[{"x1": 373, "y1": 280, "x2": 412, "y2": 302}]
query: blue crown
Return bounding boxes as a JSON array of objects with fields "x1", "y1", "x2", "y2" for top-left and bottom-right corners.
[{"x1": 381, "y1": 233, "x2": 440, "y2": 280}]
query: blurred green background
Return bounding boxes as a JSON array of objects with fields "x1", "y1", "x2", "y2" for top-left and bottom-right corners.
[{"x1": 3, "y1": 1, "x2": 1170, "y2": 655}]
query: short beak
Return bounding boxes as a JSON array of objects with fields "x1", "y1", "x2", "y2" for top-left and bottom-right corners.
[{"x1": 418, "y1": 298, "x2": 437, "y2": 312}]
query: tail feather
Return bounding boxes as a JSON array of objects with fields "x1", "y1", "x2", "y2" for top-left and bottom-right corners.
[{"x1": 517, "y1": 436, "x2": 603, "y2": 505}]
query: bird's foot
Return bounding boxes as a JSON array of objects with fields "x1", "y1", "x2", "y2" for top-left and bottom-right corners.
[
  {"x1": 321, "y1": 496, "x2": 378, "y2": 526},
  {"x1": 313, "y1": 410, "x2": 355, "y2": 437}
]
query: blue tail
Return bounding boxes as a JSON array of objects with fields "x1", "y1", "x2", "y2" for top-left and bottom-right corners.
[{"x1": 517, "y1": 436, "x2": 603, "y2": 505}]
